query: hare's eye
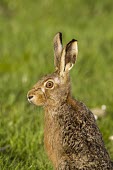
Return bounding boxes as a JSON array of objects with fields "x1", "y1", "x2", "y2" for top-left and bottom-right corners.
[{"x1": 45, "y1": 81, "x2": 54, "y2": 88}]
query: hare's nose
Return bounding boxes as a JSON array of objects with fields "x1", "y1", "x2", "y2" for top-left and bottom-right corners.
[{"x1": 28, "y1": 95, "x2": 34, "y2": 100}]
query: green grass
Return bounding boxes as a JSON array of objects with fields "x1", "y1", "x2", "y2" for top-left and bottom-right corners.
[{"x1": 0, "y1": 0, "x2": 113, "y2": 169}]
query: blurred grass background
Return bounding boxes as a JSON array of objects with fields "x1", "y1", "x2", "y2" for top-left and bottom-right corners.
[{"x1": 0, "y1": 0, "x2": 113, "y2": 169}]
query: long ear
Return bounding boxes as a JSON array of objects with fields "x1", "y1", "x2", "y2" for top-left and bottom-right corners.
[
  {"x1": 65, "y1": 39, "x2": 78, "y2": 71},
  {"x1": 60, "y1": 39, "x2": 78, "y2": 76},
  {"x1": 53, "y1": 32, "x2": 63, "y2": 70}
]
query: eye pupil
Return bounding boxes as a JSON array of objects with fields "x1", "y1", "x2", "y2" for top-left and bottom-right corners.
[
  {"x1": 48, "y1": 83, "x2": 51, "y2": 86},
  {"x1": 46, "y1": 81, "x2": 54, "y2": 88}
]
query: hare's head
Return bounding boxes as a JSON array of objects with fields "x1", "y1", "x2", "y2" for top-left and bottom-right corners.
[{"x1": 27, "y1": 33, "x2": 78, "y2": 107}]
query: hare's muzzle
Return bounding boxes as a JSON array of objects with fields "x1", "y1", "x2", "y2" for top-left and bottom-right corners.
[
  {"x1": 27, "y1": 88, "x2": 46, "y2": 106},
  {"x1": 28, "y1": 95, "x2": 34, "y2": 100},
  {"x1": 27, "y1": 92, "x2": 34, "y2": 103}
]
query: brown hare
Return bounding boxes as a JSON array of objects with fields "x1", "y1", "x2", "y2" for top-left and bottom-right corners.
[{"x1": 27, "y1": 33, "x2": 113, "y2": 170}]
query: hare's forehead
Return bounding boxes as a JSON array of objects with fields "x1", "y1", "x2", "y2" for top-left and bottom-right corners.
[
  {"x1": 37, "y1": 75, "x2": 60, "y2": 85},
  {"x1": 43, "y1": 77, "x2": 60, "y2": 84}
]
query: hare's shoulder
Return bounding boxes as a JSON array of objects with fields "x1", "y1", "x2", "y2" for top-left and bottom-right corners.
[
  {"x1": 57, "y1": 97, "x2": 96, "y2": 127},
  {"x1": 56, "y1": 98, "x2": 102, "y2": 143}
]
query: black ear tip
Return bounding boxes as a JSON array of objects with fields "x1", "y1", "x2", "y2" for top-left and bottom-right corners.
[
  {"x1": 55, "y1": 32, "x2": 62, "y2": 36},
  {"x1": 59, "y1": 32, "x2": 62, "y2": 39},
  {"x1": 66, "y1": 39, "x2": 78, "y2": 48},
  {"x1": 57, "y1": 32, "x2": 62, "y2": 35},
  {"x1": 72, "y1": 39, "x2": 78, "y2": 42},
  {"x1": 54, "y1": 32, "x2": 62, "y2": 42},
  {"x1": 57, "y1": 32, "x2": 62, "y2": 44}
]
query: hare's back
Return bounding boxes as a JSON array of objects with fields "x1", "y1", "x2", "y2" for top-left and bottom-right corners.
[{"x1": 56, "y1": 99, "x2": 112, "y2": 169}]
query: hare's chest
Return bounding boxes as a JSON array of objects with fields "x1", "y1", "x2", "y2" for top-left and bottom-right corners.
[{"x1": 44, "y1": 113, "x2": 61, "y2": 168}]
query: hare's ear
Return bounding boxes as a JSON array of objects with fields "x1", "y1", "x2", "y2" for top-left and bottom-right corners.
[
  {"x1": 60, "y1": 39, "x2": 78, "y2": 76},
  {"x1": 53, "y1": 32, "x2": 63, "y2": 70},
  {"x1": 65, "y1": 39, "x2": 78, "y2": 71}
]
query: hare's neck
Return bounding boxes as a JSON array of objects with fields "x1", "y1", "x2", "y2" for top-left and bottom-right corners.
[
  {"x1": 43, "y1": 96, "x2": 78, "y2": 167},
  {"x1": 45, "y1": 95, "x2": 76, "y2": 110},
  {"x1": 44, "y1": 96, "x2": 77, "y2": 117},
  {"x1": 44, "y1": 103, "x2": 64, "y2": 116}
]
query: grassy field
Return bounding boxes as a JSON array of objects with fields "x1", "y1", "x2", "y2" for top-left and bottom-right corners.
[{"x1": 0, "y1": 0, "x2": 113, "y2": 169}]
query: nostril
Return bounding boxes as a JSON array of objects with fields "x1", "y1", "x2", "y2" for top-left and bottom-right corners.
[{"x1": 28, "y1": 96, "x2": 34, "y2": 100}]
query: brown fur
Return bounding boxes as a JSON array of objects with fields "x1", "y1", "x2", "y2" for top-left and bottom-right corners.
[{"x1": 27, "y1": 33, "x2": 113, "y2": 169}]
